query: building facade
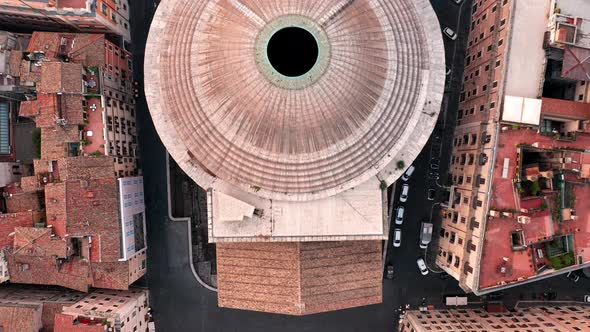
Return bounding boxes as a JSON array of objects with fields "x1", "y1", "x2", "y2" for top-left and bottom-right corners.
[
  {"x1": 55, "y1": 288, "x2": 150, "y2": 332},
  {"x1": 437, "y1": 0, "x2": 590, "y2": 295},
  {"x1": 0, "y1": 0, "x2": 131, "y2": 42},
  {"x1": 400, "y1": 305, "x2": 590, "y2": 332}
]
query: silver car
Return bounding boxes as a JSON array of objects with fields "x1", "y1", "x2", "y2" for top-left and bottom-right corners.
[
  {"x1": 400, "y1": 184, "x2": 409, "y2": 203},
  {"x1": 417, "y1": 258, "x2": 429, "y2": 275},
  {"x1": 393, "y1": 228, "x2": 402, "y2": 248},
  {"x1": 443, "y1": 27, "x2": 457, "y2": 40}
]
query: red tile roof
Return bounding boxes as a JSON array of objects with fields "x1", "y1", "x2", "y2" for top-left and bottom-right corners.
[
  {"x1": 20, "y1": 94, "x2": 84, "y2": 128},
  {"x1": 6, "y1": 254, "x2": 91, "y2": 292},
  {"x1": 0, "y1": 302, "x2": 42, "y2": 332},
  {"x1": 27, "y1": 32, "x2": 106, "y2": 66},
  {"x1": 39, "y1": 62, "x2": 83, "y2": 94},
  {"x1": 54, "y1": 313, "x2": 104, "y2": 332},
  {"x1": 541, "y1": 97, "x2": 590, "y2": 120},
  {"x1": 12, "y1": 227, "x2": 68, "y2": 258},
  {"x1": 4, "y1": 191, "x2": 41, "y2": 214},
  {"x1": 0, "y1": 213, "x2": 36, "y2": 249}
]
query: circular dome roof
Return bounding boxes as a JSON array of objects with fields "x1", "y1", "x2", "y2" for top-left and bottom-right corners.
[{"x1": 145, "y1": 0, "x2": 445, "y2": 201}]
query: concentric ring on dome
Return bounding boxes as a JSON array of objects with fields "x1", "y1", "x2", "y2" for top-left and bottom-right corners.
[{"x1": 145, "y1": 0, "x2": 445, "y2": 201}]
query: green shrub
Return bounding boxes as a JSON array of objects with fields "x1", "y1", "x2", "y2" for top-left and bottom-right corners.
[{"x1": 396, "y1": 160, "x2": 405, "y2": 170}]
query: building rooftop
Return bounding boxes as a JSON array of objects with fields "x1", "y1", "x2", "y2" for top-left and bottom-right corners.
[
  {"x1": 39, "y1": 62, "x2": 83, "y2": 94},
  {"x1": 216, "y1": 241, "x2": 382, "y2": 315},
  {"x1": 0, "y1": 301, "x2": 42, "y2": 332},
  {"x1": 19, "y1": 94, "x2": 85, "y2": 128},
  {"x1": 26, "y1": 32, "x2": 105, "y2": 66},
  {"x1": 503, "y1": 0, "x2": 550, "y2": 98},
  {"x1": 479, "y1": 123, "x2": 590, "y2": 291}
]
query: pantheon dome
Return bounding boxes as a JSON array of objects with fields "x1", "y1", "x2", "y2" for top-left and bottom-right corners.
[
  {"x1": 145, "y1": 0, "x2": 445, "y2": 316},
  {"x1": 145, "y1": 0, "x2": 445, "y2": 203}
]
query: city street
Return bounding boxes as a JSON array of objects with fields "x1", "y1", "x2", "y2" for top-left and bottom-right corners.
[{"x1": 131, "y1": 1, "x2": 590, "y2": 332}]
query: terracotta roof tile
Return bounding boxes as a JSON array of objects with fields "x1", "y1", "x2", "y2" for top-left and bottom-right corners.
[
  {"x1": 4, "y1": 191, "x2": 41, "y2": 213},
  {"x1": 0, "y1": 213, "x2": 36, "y2": 248},
  {"x1": 27, "y1": 32, "x2": 105, "y2": 66},
  {"x1": 39, "y1": 62, "x2": 83, "y2": 94},
  {"x1": 6, "y1": 254, "x2": 91, "y2": 292},
  {"x1": 12, "y1": 227, "x2": 68, "y2": 258},
  {"x1": 0, "y1": 302, "x2": 42, "y2": 332},
  {"x1": 7, "y1": 51, "x2": 23, "y2": 76}
]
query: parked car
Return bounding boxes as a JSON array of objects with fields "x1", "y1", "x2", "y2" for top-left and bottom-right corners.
[
  {"x1": 393, "y1": 228, "x2": 402, "y2": 247},
  {"x1": 416, "y1": 258, "x2": 429, "y2": 275},
  {"x1": 446, "y1": 67, "x2": 451, "y2": 75},
  {"x1": 401, "y1": 165, "x2": 416, "y2": 182},
  {"x1": 400, "y1": 184, "x2": 409, "y2": 202},
  {"x1": 427, "y1": 188, "x2": 436, "y2": 201},
  {"x1": 430, "y1": 163, "x2": 439, "y2": 170},
  {"x1": 443, "y1": 27, "x2": 457, "y2": 40},
  {"x1": 386, "y1": 265, "x2": 394, "y2": 280},
  {"x1": 429, "y1": 171, "x2": 439, "y2": 180},
  {"x1": 419, "y1": 222, "x2": 433, "y2": 249},
  {"x1": 584, "y1": 295, "x2": 590, "y2": 303},
  {"x1": 452, "y1": 0, "x2": 463, "y2": 4},
  {"x1": 567, "y1": 271, "x2": 580, "y2": 283},
  {"x1": 395, "y1": 206, "x2": 405, "y2": 225}
]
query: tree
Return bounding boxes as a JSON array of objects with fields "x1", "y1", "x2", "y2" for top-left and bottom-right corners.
[{"x1": 396, "y1": 160, "x2": 405, "y2": 170}]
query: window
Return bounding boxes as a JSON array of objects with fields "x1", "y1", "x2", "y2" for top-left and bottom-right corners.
[
  {"x1": 487, "y1": 44, "x2": 493, "y2": 51},
  {"x1": 498, "y1": 39, "x2": 504, "y2": 46},
  {"x1": 501, "y1": 18, "x2": 506, "y2": 26},
  {"x1": 102, "y1": 3, "x2": 108, "y2": 15},
  {"x1": 492, "y1": 5, "x2": 497, "y2": 12},
  {"x1": 480, "y1": 105, "x2": 485, "y2": 112},
  {"x1": 492, "y1": 81, "x2": 498, "y2": 88},
  {"x1": 495, "y1": 59, "x2": 501, "y2": 67},
  {"x1": 485, "y1": 64, "x2": 490, "y2": 71}
]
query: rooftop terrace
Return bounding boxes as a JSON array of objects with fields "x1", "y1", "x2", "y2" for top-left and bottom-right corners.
[{"x1": 479, "y1": 126, "x2": 590, "y2": 291}]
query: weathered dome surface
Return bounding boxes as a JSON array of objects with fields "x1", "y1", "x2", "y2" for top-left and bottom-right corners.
[{"x1": 145, "y1": 0, "x2": 445, "y2": 201}]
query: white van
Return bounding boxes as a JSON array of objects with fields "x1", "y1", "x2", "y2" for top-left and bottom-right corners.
[
  {"x1": 401, "y1": 165, "x2": 415, "y2": 181},
  {"x1": 420, "y1": 222, "x2": 433, "y2": 249},
  {"x1": 395, "y1": 206, "x2": 405, "y2": 225},
  {"x1": 400, "y1": 184, "x2": 409, "y2": 202}
]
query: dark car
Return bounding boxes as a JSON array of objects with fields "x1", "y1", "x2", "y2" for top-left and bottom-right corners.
[
  {"x1": 386, "y1": 265, "x2": 394, "y2": 280},
  {"x1": 567, "y1": 271, "x2": 580, "y2": 283},
  {"x1": 427, "y1": 188, "x2": 436, "y2": 201}
]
